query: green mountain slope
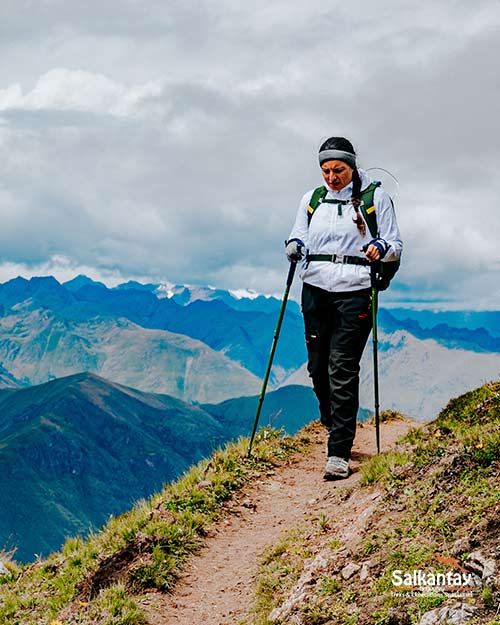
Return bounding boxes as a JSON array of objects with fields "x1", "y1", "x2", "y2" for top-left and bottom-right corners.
[
  {"x1": 202, "y1": 384, "x2": 370, "y2": 433},
  {"x1": 0, "y1": 374, "x2": 319, "y2": 562},
  {"x1": 0, "y1": 373, "x2": 228, "y2": 562}
]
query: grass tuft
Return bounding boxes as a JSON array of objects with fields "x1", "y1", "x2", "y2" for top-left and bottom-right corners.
[
  {"x1": 369, "y1": 409, "x2": 409, "y2": 424},
  {"x1": 360, "y1": 450, "x2": 411, "y2": 486}
]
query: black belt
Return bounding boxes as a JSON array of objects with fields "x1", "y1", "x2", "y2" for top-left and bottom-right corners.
[{"x1": 306, "y1": 254, "x2": 369, "y2": 266}]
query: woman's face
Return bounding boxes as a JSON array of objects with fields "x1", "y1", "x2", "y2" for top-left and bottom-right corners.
[{"x1": 321, "y1": 160, "x2": 353, "y2": 192}]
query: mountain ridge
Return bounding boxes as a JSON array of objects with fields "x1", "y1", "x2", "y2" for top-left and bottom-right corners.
[
  {"x1": 0, "y1": 276, "x2": 306, "y2": 384},
  {"x1": 0, "y1": 372, "x2": 319, "y2": 561},
  {"x1": 0, "y1": 371, "x2": 228, "y2": 561},
  {"x1": 0, "y1": 308, "x2": 263, "y2": 402},
  {"x1": 2, "y1": 276, "x2": 500, "y2": 359}
]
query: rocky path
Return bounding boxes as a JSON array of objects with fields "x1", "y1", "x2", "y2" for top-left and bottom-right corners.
[{"x1": 138, "y1": 420, "x2": 415, "y2": 625}]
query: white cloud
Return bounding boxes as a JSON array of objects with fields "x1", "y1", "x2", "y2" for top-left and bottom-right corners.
[
  {"x1": 0, "y1": 255, "x2": 185, "y2": 290},
  {"x1": 0, "y1": 256, "x2": 124, "y2": 287},
  {"x1": 0, "y1": 0, "x2": 499, "y2": 308},
  {"x1": 0, "y1": 69, "x2": 164, "y2": 117}
]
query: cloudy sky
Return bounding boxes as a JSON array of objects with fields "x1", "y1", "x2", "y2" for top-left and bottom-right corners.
[{"x1": 0, "y1": 0, "x2": 499, "y2": 309}]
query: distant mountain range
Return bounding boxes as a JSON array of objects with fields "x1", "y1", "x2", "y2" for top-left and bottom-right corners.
[
  {"x1": 0, "y1": 308, "x2": 261, "y2": 403},
  {"x1": 114, "y1": 278, "x2": 302, "y2": 315},
  {"x1": 378, "y1": 309, "x2": 500, "y2": 353},
  {"x1": 388, "y1": 307, "x2": 500, "y2": 337},
  {"x1": 0, "y1": 276, "x2": 306, "y2": 388},
  {"x1": 0, "y1": 372, "x2": 318, "y2": 562},
  {"x1": 287, "y1": 327, "x2": 500, "y2": 421},
  {"x1": 1, "y1": 276, "x2": 499, "y2": 388},
  {"x1": 1, "y1": 274, "x2": 500, "y2": 414}
]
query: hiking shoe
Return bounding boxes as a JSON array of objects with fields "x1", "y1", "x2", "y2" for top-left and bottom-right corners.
[{"x1": 323, "y1": 456, "x2": 349, "y2": 480}]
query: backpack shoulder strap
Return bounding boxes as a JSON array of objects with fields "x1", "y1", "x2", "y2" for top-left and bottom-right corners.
[
  {"x1": 359, "y1": 181, "x2": 382, "y2": 239},
  {"x1": 307, "y1": 182, "x2": 383, "y2": 233},
  {"x1": 307, "y1": 186, "x2": 328, "y2": 226}
]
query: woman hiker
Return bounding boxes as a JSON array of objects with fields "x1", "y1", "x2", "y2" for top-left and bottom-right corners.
[{"x1": 285, "y1": 136, "x2": 403, "y2": 480}]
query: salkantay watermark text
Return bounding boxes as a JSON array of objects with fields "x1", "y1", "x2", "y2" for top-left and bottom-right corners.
[{"x1": 389, "y1": 555, "x2": 480, "y2": 598}]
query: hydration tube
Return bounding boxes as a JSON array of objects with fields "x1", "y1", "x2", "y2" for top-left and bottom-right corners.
[{"x1": 366, "y1": 167, "x2": 400, "y2": 200}]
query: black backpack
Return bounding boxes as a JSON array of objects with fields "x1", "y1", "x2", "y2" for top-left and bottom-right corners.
[{"x1": 306, "y1": 181, "x2": 400, "y2": 291}]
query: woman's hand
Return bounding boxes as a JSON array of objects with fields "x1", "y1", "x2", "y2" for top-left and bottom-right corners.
[
  {"x1": 364, "y1": 244, "x2": 381, "y2": 262},
  {"x1": 362, "y1": 238, "x2": 388, "y2": 262}
]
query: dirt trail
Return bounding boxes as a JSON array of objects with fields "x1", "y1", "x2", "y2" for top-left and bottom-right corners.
[{"x1": 138, "y1": 420, "x2": 416, "y2": 625}]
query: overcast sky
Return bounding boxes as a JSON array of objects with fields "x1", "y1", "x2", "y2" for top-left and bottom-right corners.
[{"x1": 0, "y1": 0, "x2": 499, "y2": 309}]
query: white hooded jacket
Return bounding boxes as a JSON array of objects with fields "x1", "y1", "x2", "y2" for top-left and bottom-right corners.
[{"x1": 288, "y1": 169, "x2": 403, "y2": 292}]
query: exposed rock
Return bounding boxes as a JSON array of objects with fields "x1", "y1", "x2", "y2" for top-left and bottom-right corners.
[
  {"x1": 391, "y1": 462, "x2": 415, "y2": 479},
  {"x1": 241, "y1": 498, "x2": 257, "y2": 511},
  {"x1": 450, "y1": 537, "x2": 470, "y2": 557},
  {"x1": 418, "y1": 603, "x2": 478, "y2": 625},
  {"x1": 341, "y1": 562, "x2": 360, "y2": 580},
  {"x1": 0, "y1": 561, "x2": 10, "y2": 576},
  {"x1": 469, "y1": 512, "x2": 500, "y2": 547},
  {"x1": 0, "y1": 309, "x2": 264, "y2": 403},
  {"x1": 464, "y1": 551, "x2": 496, "y2": 581},
  {"x1": 196, "y1": 480, "x2": 212, "y2": 491},
  {"x1": 359, "y1": 562, "x2": 370, "y2": 583},
  {"x1": 327, "y1": 548, "x2": 349, "y2": 574},
  {"x1": 268, "y1": 554, "x2": 330, "y2": 623},
  {"x1": 149, "y1": 502, "x2": 176, "y2": 524}
]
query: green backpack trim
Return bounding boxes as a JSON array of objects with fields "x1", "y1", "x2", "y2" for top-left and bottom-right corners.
[
  {"x1": 307, "y1": 181, "x2": 380, "y2": 236},
  {"x1": 306, "y1": 181, "x2": 400, "y2": 291}
]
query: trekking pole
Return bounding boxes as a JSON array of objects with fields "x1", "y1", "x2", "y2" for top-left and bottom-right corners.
[
  {"x1": 247, "y1": 260, "x2": 297, "y2": 457},
  {"x1": 370, "y1": 262, "x2": 381, "y2": 454}
]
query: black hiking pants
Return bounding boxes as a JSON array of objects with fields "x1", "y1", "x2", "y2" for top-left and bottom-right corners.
[{"x1": 301, "y1": 282, "x2": 372, "y2": 460}]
